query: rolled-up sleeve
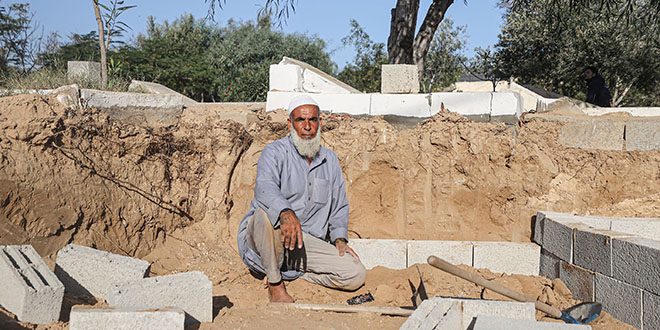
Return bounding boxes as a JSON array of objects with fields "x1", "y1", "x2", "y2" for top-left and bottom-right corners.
[
  {"x1": 327, "y1": 156, "x2": 349, "y2": 243},
  {"x1": 254, "y1": 145, "x2": 292, "y2": 228}
]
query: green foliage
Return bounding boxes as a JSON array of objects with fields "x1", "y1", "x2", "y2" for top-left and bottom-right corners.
[
  {"x1": 0, "y1": 3, "x2": 41, "y2": 75},
  {"x1": 421, "y1": 18, "x2": 468, "y2": 92},
  {"x1": 337, "y1": 20, "x2": 388, "y2": 93},
  {"x1": 97, "y1": 0, "x2": 135, "y2": 49},
  {"x1": 39, "y1": 32, "x2": 101, "y2": 69},
  {"x1": 496, "y1": 0, "x2": 660, "y2": 106}
]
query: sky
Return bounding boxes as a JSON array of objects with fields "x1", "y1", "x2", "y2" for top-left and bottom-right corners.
[{"x1": 16, "y1": 1, "x2": 505, "y2": 69}]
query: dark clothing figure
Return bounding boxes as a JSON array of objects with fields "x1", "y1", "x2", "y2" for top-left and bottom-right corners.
[{"x1": 585, "y1": 75, "x2": 611, "y2": 107}]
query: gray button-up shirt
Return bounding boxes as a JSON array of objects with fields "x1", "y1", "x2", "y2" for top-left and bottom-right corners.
[{"x1": 237, "y1": 136, "x2": 350, "y2": 280}]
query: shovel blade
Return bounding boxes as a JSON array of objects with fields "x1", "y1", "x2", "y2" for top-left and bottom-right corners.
[{"x1": 561, "y1": 302, "x2": 602, "y2": 324}]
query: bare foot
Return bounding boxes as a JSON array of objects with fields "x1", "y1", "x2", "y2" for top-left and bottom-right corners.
[{"x1": 267, "y1": 280, "x2": 294, "y2": 303}]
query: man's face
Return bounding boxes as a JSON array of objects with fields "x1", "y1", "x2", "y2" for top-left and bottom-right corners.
[
  {"x1": 583, "y1": 69, "x2": 595, "y2": 80},
  {"x1": 288, "y1": 104, "x2": 321, "y2": 139}
]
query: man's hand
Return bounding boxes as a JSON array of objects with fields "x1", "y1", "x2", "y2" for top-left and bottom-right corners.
[
  {"x1": 335, "y1": 238, "x2": 360, "y2": 261},
  {"x1": 280, "y1": 209, "x2": 303, "y2": 250}
]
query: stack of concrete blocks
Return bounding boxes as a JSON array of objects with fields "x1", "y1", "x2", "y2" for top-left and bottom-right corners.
[
  {"x1": 381, "y1": 64, "x2": 419, "y2": 94},
  {"x1": 400, "y1": 297, "x2": 542, "y2": 330},
  {"x1": 534, "y1": 211, "x2": 660, "y2": 329},
  {"x1": 348, "y1": 239, "x2": 540, "y2": 276},
  {"x1": 108, "y1": 271, "x2": 212, "y2": 326},
  {"x1": 0, "y1": 245, "x2": 64, "y2": 323},
  {"x1": 266, "y1": 56, "x2": 524, "y2": 124},
  {"x1": 69, "y1": 306, "x2": 185, "y2": 330},
  {"x1": 68, "y1": 61, "x2": 101, "y2": 86},
  {"x1": 54, "y1": 244, "x2": 151, "y2": 300}
]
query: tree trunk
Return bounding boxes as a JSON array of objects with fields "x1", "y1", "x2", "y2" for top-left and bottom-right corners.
[
  {"x1": 412, "y1": 0, "x2": 453, "y2": 76},
  {"x1": 388, "y1": 0, "x2": 420, "y2": 64},
  {"x1": 92, "y1": 0, "x2": 107, "y2": 89}
]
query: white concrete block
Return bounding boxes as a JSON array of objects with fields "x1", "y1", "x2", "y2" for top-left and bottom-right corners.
[
  {"x1": 69, "y1": 306, "x2": 185, "y2": 330},
  {"x1": 302, "y1": 69, "x2": 353, "y2": 94},
  {"x1": 381, "y1": 64, "x2": 419, "y2": 94},
  {"x1": 108, "y1": 271, "x2": 212, "y2": 325},
  {"x1": 400, "y1": 298, "x2": 460, "y2": 330},
  {"x1": 0, "y1": 245, "x2": 64, "y2": 324},
  {"x1": 610, "y1": 219, "x2": 660, "y2": 241},
  {"x1": 540, "y1": 211, "x2": 612, "y2": 230},
  {"x1": 370, "y1": 94, "x2": 431, "y2": 117},
  {"x1": 348, "y1": 239, "x2": 407, "y2": 270},
  {"x1": 269, "y1": 64, "x2": 302, "y2": 92},
  {"x1": 490, "y1": 92, "x2": 522, "y2": 117},
  {"x1": 80, "y1": 89, "x2": 184, "y2": 126},
  {"x1": 266, "y1": 91, "x2": 371, "y2": 116},
  {"x1": 54, "y1": 244, "x2": 150, "y2": 300},
  {"x1": 407, "y1": 241, "x2": 472, "y2": 267},
  {"x1": 473, "y1": 242, "x2": 540, "y2": 275},
  {"x1": 458, "y1": 298, "x2": 536, "y2": 327},
  {"x1": 472, "y1": 315, "x2": 592, "y2": 330},
  {"x1": 430, "y1": 93, "x2": 491, "y2": 116}
]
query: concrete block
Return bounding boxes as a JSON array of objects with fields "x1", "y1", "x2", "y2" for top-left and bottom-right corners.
[
  {"x1": 302, "y1": 68, "x2": 354, "y2": 94},
  {"x1": 269, "y1": 64, "x2": 302, "y2": 92},
  {"x1": 430, "y1": 93, "x2": 491, "y2": 117},
  {"x1": 594, "y1": 273, "x2": 642, "y2": 329},
  {"x1": 472, "y1": 315, "x2": 592, "y2": 329},
  {"x1": 610, "y1": 218, "x2": 660, "y2": 241},
  {"x1": 370, "y1": 94, "x2": 432, "y2": 117},
  {"x1": 348, "y1": 239, "x2": 407, "y2": 270},
  {"x1": 69, "y1": 306, "x2": 185, "y2": 330},
  {"x1": 542, "y1": 218, "x2": 574, "y2": 263},
  {"x1": 406, "y1": 241, "x2": 472, "y2": 267},
  {"x1": 80, "y1": 89, "x2": 184, "y2": 126},
  {"x1": 381, "y1": 64, "x2": 419, "y2": 94},
  {"x1": 54, "y1": 244, "x2": 150, "y2": 300},
  {"x1": 128, "y1": 80, "x2": 198, "y2": 107},
  {"x1": 108, "y1": 271, "x2": 212, "y2": 325},
  {"x1": 490, "y1": 92, "x2": 522, "y2": 122},
  {"x1": 266, "y1": 91, "x2": 371, "y2": 116},
  {"x1": 0, "y1": 245, "x2": 64, "y2": 324},
  {"x1": 626, "y1": 119, "x2": 660, "y2": 151},
  {"x1": 458, "y1": 298, "x2": 536, "y2": 327},
  {"x1": 643, "y1": 291, "x2": 660, "y2": 330},
  {"x1": 400, "y1": 298, "x2": 459, "y2": 330},
  {"x1": 68, "y1": 61, "x2": 101, "y2": 84},
  {"x1": 559, "y1": 261, "x2": 594, "y2": 302},
  {"x1": 473, "y1": 242, "x2": 540, "y2": 275},
  {"x1": 538, "y1": 211, "x2": 611, "y2": 231},
  {"x1": 573, "y1": 228, "x2": 631, "y2": 276},
  {"x1": 559, "y1": 119, "x2": 625, "y2": 150},
  {"x1": 533, "y1": 212, "x2": 546, "y2": 245},
  {"x1": 612, "y1": 236, "x2": 660, "y2": 295},
  {"x1": 539, "y1": 248, "x2": 560, "y2": 280}
]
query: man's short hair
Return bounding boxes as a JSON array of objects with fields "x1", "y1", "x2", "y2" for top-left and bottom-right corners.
[{"x1": 584, "y1": 66, "x2": 599, "y2": 75}]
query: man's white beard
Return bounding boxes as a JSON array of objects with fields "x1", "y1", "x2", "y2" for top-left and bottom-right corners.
[{"x1": 291, "y1": 126, "x2": 321, "y2": 159}]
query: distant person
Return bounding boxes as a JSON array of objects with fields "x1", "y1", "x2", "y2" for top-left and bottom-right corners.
[
  {"x1": 236, "y1": 95, "x2": 366, "y2": 303},
  {"x1": 583, "y1": 66, "x2": 611, "y2": 107}
]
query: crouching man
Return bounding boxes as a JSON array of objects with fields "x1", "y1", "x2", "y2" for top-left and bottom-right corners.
[{"x1": 237, "y1": 95, "x2": 366, "y2": 302}]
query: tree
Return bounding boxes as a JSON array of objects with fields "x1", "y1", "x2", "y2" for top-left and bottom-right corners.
[
  {"x1": 337, "y1": 20, "x2": 388, "y2": 93},
  {"x1": 420, "y1": 17, "x2": 467, "y2": 92},
  {"x1": 495, "y1": 0, "x2": 660, "y2": 106},
  {"x1": 91, "y1": 0, "x2": 134, "y2": 88},
  {"x1": 0, "y1": 3, "x2": 44, "y2": 75}
]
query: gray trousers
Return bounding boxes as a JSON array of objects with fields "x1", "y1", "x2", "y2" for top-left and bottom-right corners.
[{"x1": 246, "y1": 208, "x2": 366, "y2": 291}]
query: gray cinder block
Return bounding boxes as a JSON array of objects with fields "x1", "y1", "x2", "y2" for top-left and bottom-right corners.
[
  {"x1": 348, "y1": 239, "x2": 407, "y2": 270},
  {"x1": 407, "y1": 241, "x2": 472, "y2": 268},
  {"x1": 559, "y1": 118, "x2": 625, "y2": 151},
  {"x1": 472, "y1": 315, "x2": 592, "y2": 329},
  {"x1": 625, "y1": 119, "x2": 660, "y2": 151},
  {"x1": 0, "y1": 245, "x2": 64, "y2": 324},
  {"x1": 594, "y1": 273, "x2": 642, "y2": 329},
  {"x1": 533, "y1": 212, "x2": 547, "y2": 245},
  {"x1": 612, "y1": 237, "x2": 660, "y2": 296},
  {"x1": 542, "y1": 218, "x2": 574, "y2": 263},
  {"x1": 69, "y1": 306, "x2": 185, "y2": 330},
  {"x1": 573, "y1": 228, "x2": 631, "y2": 276},
  {"x1": 381, "y1": 64, "x2": 419, "y2": 94},
  {"x1": 644, "y1": 291, "x2": 660, "y2": 330},
  {"x1": 559, "y1": 261, "x2": 594, "y2": 302},
  {"x1": 108, "y1": 271, "x2": 212, "y2": 325},
  {"x1": 54, "y1": 244, "x2": 150, "y2": 300},
  {"x1": 540, "y1": 248, "x2": 560, "y2": 280},
  {"x1": 473, "y1": 242, "x2": 540, "y2": 275}
]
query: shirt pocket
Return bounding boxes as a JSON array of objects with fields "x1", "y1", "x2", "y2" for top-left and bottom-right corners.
[{"x1": 311, "y1": 178, "x2": 330, "y2": 204}]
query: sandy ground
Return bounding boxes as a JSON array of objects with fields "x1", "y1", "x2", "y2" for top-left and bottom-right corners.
[{"x1": 1, "y1": 94, "x2": 656, "y2": 329}]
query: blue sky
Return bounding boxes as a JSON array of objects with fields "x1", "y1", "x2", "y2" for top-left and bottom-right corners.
[{"x1": 18, "y1": 1, "x2": 504, "y2": 68}]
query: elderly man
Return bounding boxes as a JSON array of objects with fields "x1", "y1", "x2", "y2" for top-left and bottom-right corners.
[{"x1": 237, "y1": 95, "x2": 366, "y2": 302}]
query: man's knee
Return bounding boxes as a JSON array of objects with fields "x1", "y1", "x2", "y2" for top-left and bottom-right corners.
[{"x1": 338, "y1": 258, "x2": 367, "y2": 291}]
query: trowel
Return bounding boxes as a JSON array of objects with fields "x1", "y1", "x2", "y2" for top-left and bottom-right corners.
[{"x1": 427, "y1": 255, "x2": 602, "y2": 324}]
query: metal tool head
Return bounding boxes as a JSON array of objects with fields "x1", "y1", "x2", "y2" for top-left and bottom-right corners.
[
  {"x1": 409, "y1": 265, "x2": 429, "y2": 307},
  {"x1": 561, "y1": 302, "x2": 602, "y2": 324}
]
